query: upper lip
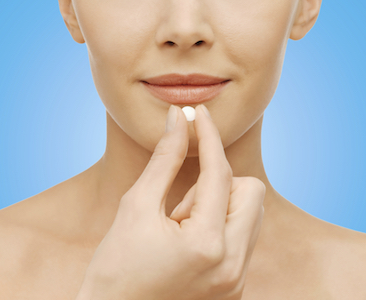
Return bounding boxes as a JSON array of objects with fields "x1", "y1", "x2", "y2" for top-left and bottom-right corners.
[{"x1": 141, "y1": 73, "x2": 231, "y2": 86}]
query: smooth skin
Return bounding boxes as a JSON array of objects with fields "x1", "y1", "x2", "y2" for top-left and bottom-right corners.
[
  {"x1": 0, "y1": 0, "x2": 366, "y2": 299},
  {"x1": 76, "y1": 105, "x2": 265, "y2": 300}
]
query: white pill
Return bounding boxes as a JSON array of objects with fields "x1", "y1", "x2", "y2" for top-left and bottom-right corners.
[{"x1": 182, "y1": 106, "x2": 196, "y2": 121}]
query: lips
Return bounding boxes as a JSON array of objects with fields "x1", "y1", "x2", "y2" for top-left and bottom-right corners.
[{"x1": 141, "y1": 73, "x2": 231, "y2": 105}]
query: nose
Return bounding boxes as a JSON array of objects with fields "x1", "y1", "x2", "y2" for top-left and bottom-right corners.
[{"x1": 155, "y1": 1, "x2": 214, "y2": 51}]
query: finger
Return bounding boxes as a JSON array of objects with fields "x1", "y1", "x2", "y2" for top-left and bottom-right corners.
[
  {"x1": 169, "y1": 183, "x2": 197, "y2": 222},
  {"x1": 224, "y1": 177, "x2": 265, "y2": 265},
  {"x1": 188, "y1": 104, "x2": 233, "y2": 235},
  {"x1": 124, "y1": 105, "x2": 189, "y2": 217}
]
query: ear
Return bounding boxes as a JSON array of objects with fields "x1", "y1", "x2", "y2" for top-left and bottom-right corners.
[
  {"x1": 290, "y1": 0, "x2": 322, "y2": 40},
  {"x1": 58, "y1": 0, "x2": 85, "y2": 44}
]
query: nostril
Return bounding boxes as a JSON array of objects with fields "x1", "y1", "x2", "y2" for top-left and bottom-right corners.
[
  {"x1": 166, "y1": 41, "x2": 175, "y2": 46},
  {"x1": 195, "y1": 40, "x2": 204, "y2": 46}
]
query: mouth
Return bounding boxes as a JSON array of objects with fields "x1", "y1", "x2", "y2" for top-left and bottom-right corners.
[{"x1": 140, "y1": 73, "x2": 231, "y2": 105}]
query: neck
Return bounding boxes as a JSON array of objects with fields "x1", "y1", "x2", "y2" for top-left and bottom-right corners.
[
  {"x1": 75, "y1": 111, "x2": 310, "y2": 255},
  {"x1": 91, "y1": 112, "x2": 280, "y2": 217}
]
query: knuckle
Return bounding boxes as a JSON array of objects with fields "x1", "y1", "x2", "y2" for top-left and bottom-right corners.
[
  {"x1": 211, "y1": 263, "x2": 242, "y2": 293},
  {"x1": 243, "y1": 176, "x2": 266, "y2": 190},
  {"x1": 189, "y1": 233, "x2": 225, "y2": 265},
  {"x1": 240, "y1": 177, "x2": 266, "y2": 198}
]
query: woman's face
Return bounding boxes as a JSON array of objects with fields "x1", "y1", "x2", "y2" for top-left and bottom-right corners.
[{"x1": 71, "y1": 0, "x2": 301, "y2": 156}]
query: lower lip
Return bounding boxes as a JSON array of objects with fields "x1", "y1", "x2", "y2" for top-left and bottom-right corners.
[{"x1": 141, "y1": 81, "x2": 230, "y2": 105}]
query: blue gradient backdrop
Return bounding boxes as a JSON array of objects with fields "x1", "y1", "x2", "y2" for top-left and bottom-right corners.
[{"x1": 1, "y1": 1, "x2": 365, "y2": 232}]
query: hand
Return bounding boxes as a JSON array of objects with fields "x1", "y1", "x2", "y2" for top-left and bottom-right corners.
[{"x1": 76, "y1": 104, "x2": 265, "y2": 300}]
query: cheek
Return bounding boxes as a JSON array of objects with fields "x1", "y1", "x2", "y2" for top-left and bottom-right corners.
[
  {"x1": 75, "y1": 0, "x2": 161, "y2": 127},
  {"x1": 73, "y1": 1, "x2": 166, "y2": 151},
  {"x1": 212, "y1": 1, "x2": 294, "y2": 145},
  {"x1": 76, "y1": 1, "x2": 156, "y2": 82},
  {"x1": 217, "y1": 1, "x2": 292, "y2": 77}
]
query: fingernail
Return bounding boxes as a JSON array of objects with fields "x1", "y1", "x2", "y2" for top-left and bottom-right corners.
[
  {"x1": 165, "y1": 105, "x2": 178, "y2": 132},
  {"x1": 201, "y1": 104, "x2": 212, "y2": 120}
]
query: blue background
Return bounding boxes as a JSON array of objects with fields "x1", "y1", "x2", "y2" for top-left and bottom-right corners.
[{"x1": 0, "y1": 1, "x2": 365, "y2": 232}]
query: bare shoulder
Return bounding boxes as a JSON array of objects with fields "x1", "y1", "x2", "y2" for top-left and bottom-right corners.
[
  {"x1": 0, "y1": 198, "x2": 36, "y2": 275},
  {"x1": 0, "y1": 176, "x2": 96, "y2": 251},
  {"x1": 0, "y1": 171, "x2": 96, "y2": 243},
  {"x1": 0, "y1": 194, "x2": 56, "y2": 297},
  {"x1": 0, "y1": 189, "x2": 72, "y2": 274},
  {"x1": 0, "y1": 185, "x2": 69, "y2": 242},
  {"x1": 316, "y1": 220, "x2": 366, "y2": 299},
  {"x1": 0, "y1": 192, "x2": 51, "y2": 255},
  {"x1": 0, "y1": 184, "x2": 95, "y2": 299}
]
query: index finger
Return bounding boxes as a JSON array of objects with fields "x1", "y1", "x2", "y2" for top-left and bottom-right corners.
[{"x1": 187, "y1": 104, "x2": 233, "y2": 235}]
